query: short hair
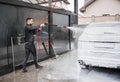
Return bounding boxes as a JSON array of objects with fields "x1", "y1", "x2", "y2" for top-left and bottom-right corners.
[{"x1": 26, "y1": 18, "x2": 33, "y2": 22}]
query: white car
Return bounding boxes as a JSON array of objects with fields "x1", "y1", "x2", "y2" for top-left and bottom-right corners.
[{"x1": 78, "y1": 22, "x2": 120, "y2": 69}]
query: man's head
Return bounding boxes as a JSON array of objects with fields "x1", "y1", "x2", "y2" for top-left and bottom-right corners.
[{"x1": 26, "y1": 18, "x2": 34, "y2": 25}]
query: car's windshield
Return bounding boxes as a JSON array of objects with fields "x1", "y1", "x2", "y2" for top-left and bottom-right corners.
[{"x1": 84, "y1": 22, "x2": 120, "y2": 35}]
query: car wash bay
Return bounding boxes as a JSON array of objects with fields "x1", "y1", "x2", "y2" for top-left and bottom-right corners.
[
  {"x1": 1, "y1": 0, "x2": 120, "y2": 82},
  {"x1": 0, "y1": 0, "x2": 78, "y2": 76}
]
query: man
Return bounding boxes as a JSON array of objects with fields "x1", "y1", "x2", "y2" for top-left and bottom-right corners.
[{"x1": 23, "y1": 18, "x2": 44, "y2": 72}]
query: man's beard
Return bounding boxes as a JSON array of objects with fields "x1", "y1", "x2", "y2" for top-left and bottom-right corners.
[{"x1": 29, "y1": 24, "x2": 33, "y2": 26}]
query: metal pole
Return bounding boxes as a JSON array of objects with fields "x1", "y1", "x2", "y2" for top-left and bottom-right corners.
[
  {"x1": 11, "y1": 37, "x2": 16, "y2": 82},
  {"x1": 48, "y1": 0, "x2": 52, "y2": 7},
  {"x1": 74, "y1": 0, "x2": 78, "y2": 14},
  {"x1": 48, "y1": 11, "x2": 53, "y2": 58},
  {"x1": 74, "y1": 0, "x2": 78, "y2": 24},
  {"x1": 68, "y1": 29, "x2": 71, "y2": 50}
]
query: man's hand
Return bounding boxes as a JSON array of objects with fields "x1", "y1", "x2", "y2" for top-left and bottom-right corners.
[
  {"x1": 39, "y1": 23, "x2": 45, "y2": 30},
  {"x1": 40, "y1": 23, "x2": 45, "y2": 27}
]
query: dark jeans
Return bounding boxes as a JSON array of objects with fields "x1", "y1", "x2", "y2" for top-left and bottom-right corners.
[{"x1": 23, "y1": 42, "x2": 38, "y2": 70}]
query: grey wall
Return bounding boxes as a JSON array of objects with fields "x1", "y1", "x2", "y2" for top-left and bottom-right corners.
[{"x1": 53, "y1": 13, "x2": 69, "y2": 26}]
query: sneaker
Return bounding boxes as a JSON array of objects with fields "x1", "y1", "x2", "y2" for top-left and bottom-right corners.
[
  {"x1": 36, "y1": 65, "x2": 43, "y2": 69},
  {"x1": 23, "y1": 69, "x2": 28, "y2": 72}
]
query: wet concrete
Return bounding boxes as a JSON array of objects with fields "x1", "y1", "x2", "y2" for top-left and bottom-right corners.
[
  {"x1": 0, "y1": 50, "x2": 120, "y2": 82},
  {"x1": 0, "y1": 50, "x2": 80, "y2": 82}
]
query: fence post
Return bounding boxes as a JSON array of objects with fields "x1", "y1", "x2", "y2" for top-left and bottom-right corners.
[{"x1": 115, "y1": 14, "x2": 120, "y2": 21}]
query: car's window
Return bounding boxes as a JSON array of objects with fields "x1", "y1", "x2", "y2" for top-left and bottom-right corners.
[
  {"x1": 83, "y1": 22, "x2": 120, "y2": 35},
  {"x1": 84, "y1": 27, "x2": 120, "y2": 35},
  {"x1": 79, "y1": 22, "x2": 120, "y2": 42}
]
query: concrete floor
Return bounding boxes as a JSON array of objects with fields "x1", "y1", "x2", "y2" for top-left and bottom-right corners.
[
  {"x1": 1, "y1": 50, "x2": 120, "y2": 82},
  {"x1": 0, "y1": 50, "x2": 80, "y2": 82}
]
